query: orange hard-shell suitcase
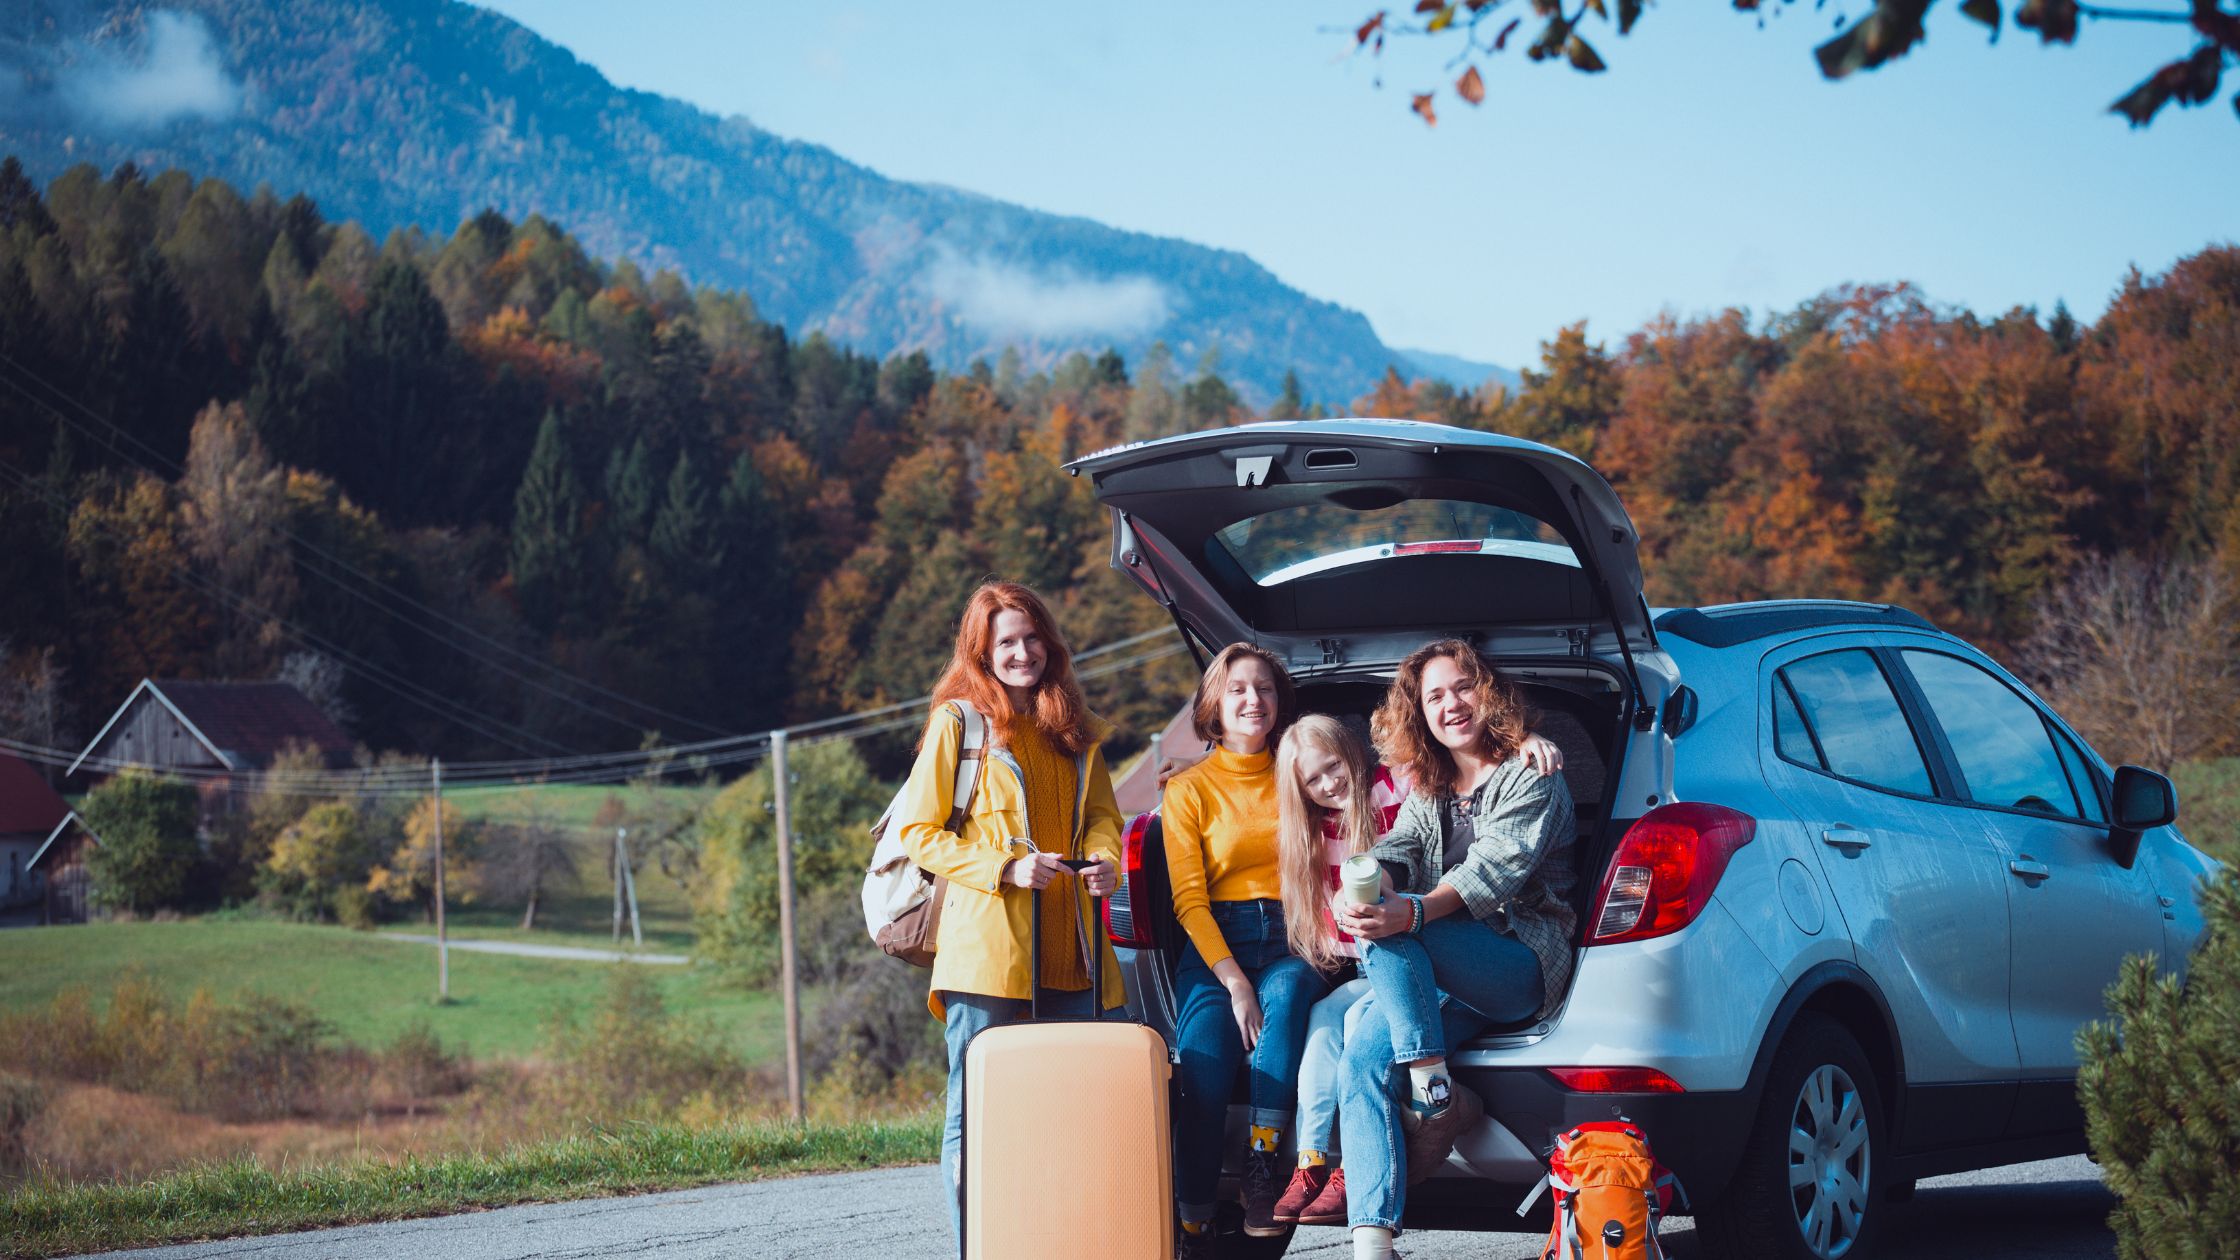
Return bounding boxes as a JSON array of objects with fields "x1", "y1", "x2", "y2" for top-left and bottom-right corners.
[{"x1": 963, "y1": 878, "x2": 1174, "y2": 1260}]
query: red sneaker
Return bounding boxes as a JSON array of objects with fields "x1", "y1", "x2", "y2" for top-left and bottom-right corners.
[
  {"x1": 1272, "y1": 1163, "x2": 1329, "y2": 1224},
  {"x1": 1298, "y1": 1166, "x2": 1349, "y2": 1226}
]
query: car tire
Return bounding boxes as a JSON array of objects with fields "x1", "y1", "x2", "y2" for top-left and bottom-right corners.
[{"x1": 1696, "y1": 1013, "x2": 1886, "y2": 1260}]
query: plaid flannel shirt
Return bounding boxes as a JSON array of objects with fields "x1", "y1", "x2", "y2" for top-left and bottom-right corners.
[{"x1": 1369, "y1": 757, "x2": 1578, "y2": 1022}]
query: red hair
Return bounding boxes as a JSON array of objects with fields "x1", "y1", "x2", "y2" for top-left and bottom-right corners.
[
  {"x1": 1372, "y1": 639, "x2": 1536, "y2": 797},
  {"x1": 926, "y1": 581, "x2": 1092, "y2": 756}
]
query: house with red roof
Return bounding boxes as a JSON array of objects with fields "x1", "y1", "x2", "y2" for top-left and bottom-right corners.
[{"x1": 0, "y1": 751, "x2": 69, "y2": 912}]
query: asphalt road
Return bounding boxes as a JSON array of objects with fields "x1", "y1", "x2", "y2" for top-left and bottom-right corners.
[
  {"x1": 380, "y1": 933, "x2": 689, "y2": 964},
  {"x1": 93, "y1": 1155, "x2": 2114, "y2": 1259}
]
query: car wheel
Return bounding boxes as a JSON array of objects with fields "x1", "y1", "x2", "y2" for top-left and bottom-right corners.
[{"x1": 1697, "y1": 1013, "x2": 1885, "y2": 1260}]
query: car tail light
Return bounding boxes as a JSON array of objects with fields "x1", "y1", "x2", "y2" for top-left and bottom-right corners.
[
  {"x1": 1544, "y1": 1066, "x2": 1686, "y2": 1093},
  {"x1": 1393, "y1": 539, "x2": 1482, "y2": 556},
  {"x1": 1587, "y1": 802, "x2": 1756, "y2": 945},
  {"x1": 1103, "y1": 812, "x2": 1160, "y2": 949}
]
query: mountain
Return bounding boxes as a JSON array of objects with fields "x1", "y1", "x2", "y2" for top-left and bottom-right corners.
[
  {"x1": 0, "y1": 0, "x2": 1496, "y2": 404},
  {"x1": 1396, "y1": 347, "x2": 1523, "y2": 394}
]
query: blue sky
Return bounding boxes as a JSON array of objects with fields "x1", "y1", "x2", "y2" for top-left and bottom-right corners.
[{"x1": 476, "y1": 0, "x2": 2236, "y2": 371}]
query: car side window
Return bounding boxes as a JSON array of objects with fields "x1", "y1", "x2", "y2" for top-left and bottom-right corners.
[
  {"x1": 2052, "y1": 727, "x2": 2108, "y2": 824},
  {"x1": 1900, "y1": 650, "x2": 2083, "y2": 819},
  {"x1": 1773, "y1": 676, "x2": 1824, "y2": 770},
  {"x1": 1778, "y1": 649, "x2": 1935, "y2": 796}
]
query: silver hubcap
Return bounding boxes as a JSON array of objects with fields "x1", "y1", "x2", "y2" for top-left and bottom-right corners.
[{"x1": 1786, "y1": 1063, "x2": 1870, "y2": 1259}]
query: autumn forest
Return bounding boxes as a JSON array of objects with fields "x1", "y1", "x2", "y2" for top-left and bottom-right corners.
[{"x1": 2, "y1": 156, "x2": 2237, "y2": 776}]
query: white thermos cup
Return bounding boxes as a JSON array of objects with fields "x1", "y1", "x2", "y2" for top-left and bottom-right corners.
[{"x1": 1340, "y1": 854, "x2": 1384, "y2": 907}]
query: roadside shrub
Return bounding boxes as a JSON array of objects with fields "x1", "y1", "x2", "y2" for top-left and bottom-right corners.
[
  {"x1": 537, "y1": 968, "x2": 753, "y2": 1122},
  {"x1": 174, "y1": 991, "x2": 335, "y2": 1120},
  {"x1": 377, "y1": 1020, "x2": 473, "y2": 1103},
  {"x1": 2080, "y1": 869, "x2": 2240, "y2": 1258},
  {"x1": 0, "y1": 1071, "x2": 45, "y2": 1176},
  {"x1": 0, "y1": 978, "x2": 340, "y2": 1122}
]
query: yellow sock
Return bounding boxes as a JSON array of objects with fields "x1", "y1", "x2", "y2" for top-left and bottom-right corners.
[
  {"x1": 1180, "y1": 1218, "x2": 1211, "y2": 1236},
  {"x1": 1249, "y1": 1124, "x2": 1284, "y2": 1153},
  {"x1": 1298, "y1": 1149, "x2": 1328, "y2": 1168}
]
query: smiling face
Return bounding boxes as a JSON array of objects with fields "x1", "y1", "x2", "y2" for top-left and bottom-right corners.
[
  {"x1": 1219, "y1": 655, "x2": 1280, "y2": 753},
  {"x1": 1295, "y1": 741, "x2": 1355, "y2": 813},
  {"x1": 1419, "y1": 652, "x2": 1487, "y2": 754},
  {"x1": 987, "y1": 607, "x2": 1047, "y2": 705}
]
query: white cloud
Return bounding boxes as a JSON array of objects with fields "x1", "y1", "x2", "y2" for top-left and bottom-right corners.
[
  {"x1": 59, "y1": 11, "x2": 241, "y2": 130},
  {"x1": 922, "y1": 248, "x2": 1170, "y2": 341}
]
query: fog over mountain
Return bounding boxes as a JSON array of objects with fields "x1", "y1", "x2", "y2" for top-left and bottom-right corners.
[{"x1": 0, "y1": 0, "x2": 1509, "y2": 403}]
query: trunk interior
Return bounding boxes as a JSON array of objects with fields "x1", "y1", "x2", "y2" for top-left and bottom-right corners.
[{"x1": 1120, "y1": 665, "x2": 1632, "y2": 1057}]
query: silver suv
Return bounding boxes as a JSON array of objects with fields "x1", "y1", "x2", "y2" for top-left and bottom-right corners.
[{"x1": 1068, "y1": 419, "x2": 2218, "y2": 1260}]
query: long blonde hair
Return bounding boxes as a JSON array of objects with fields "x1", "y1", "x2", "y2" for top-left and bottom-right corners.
[{"x1": 1277, "y1": 715, "x2": 1381, "y2": 973}]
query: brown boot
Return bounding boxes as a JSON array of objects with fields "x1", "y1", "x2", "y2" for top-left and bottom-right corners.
[
  {"x1": 1240, "y1": 1147, "x2": 1287, "y2": 1237},
  {"x1": 1298, "y1": 1165, "x2": 1349, "y2": 1225},
  {"x1": 1403, "y1": 1081, "x2": 1483, "y2": 1185}
]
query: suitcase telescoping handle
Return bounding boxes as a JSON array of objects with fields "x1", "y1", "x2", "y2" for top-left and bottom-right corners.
[{"x1": 1027, "y1": 857, "x2": 1105, "y2": 1021}]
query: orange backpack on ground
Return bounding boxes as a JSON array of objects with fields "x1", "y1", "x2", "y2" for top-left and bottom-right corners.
[{"x1": 1518, "y1": 1119, "x2": 1682, "y2": 1260}]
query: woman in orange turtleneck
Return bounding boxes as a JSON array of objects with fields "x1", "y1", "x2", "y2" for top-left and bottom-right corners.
[{"x1": 1162, "y1": 643, "x2": 1328, "y2": 1247}]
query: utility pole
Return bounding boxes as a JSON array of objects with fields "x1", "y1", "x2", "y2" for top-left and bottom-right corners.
[
  {"x1": 432, "y1": 758, "x2": 449, "y2": 1002},
  {"x1": 771, "y1": 728, "x2": 803, "y2": 1122},
  {"x1": 612, "y1": 825, "x2": 625, "y2": 943},
  {"x1": 618, "y1": 826, "x2": 643, "y2": 947}
]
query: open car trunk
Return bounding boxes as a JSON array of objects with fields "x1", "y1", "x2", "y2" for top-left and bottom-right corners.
[
  {"x1": 1112, "y1": 667, "x2": 1634, "y2": 1058},
  {"x1": 1065, "y1": 419, "x2": 1658, "y2": 684}
]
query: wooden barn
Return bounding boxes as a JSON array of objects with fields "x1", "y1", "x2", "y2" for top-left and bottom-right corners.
[
  {"x1": 25, "y1": 811, "x2": 101, "y2": 925},
  {"x1": 0, "y1": 751, "x2": 69, "y2": 912},
  {"x1": 68, "y1": 680, "x2": 355, "y2": 814}
]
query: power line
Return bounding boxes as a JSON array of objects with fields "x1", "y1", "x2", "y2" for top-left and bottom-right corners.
[
  {"x1": 0, "y1": 352, "x2": 737, "y2": 740},
  {"x1": 0, "y1": 456, "x2": 570, "y2": 756}
]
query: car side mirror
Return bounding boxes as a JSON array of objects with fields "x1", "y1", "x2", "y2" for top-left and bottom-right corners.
[{"x1": 2106, "y1": 765, "x2": 2177, "y2": 870}]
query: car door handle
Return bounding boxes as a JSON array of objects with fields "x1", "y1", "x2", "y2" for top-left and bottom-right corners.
[
  {"x1": 2009, "y1": 858, "x2": 2051, "y2": 883},
  {"x1": 1821, "y1": 826, "x2": 1872, "y2": 856}
]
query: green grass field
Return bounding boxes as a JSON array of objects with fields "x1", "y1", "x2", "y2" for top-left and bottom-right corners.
[
  {"x1": 0, "y1": 921, "x2": 780, "y2": 1062},
  {"x1": 422, "y1": 782, "x2": 716, "y2": 952}
]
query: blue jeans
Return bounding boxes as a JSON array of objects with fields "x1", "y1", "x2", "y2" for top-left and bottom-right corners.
[
  {"x1": 1296, "y1": 976, "x2": 1370, "y2": 1156},
  {"x1": 1340, "y1": 916, "x2": 1543, "y2": 1230},
  {"x1": 939, "y1": 986, "x2": 1096, "y2": 1255},
  {"x1": 1171, "y1": 899, "x2": 1329, "y2": 1220}
]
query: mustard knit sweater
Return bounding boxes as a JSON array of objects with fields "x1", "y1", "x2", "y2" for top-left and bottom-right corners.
[
  {"x1": 1010, "y1": 722, "x2": 1087, "y2": 991},
  {"x1": 1161, "y1": 744, "x2": 1280, "y2": 969}
]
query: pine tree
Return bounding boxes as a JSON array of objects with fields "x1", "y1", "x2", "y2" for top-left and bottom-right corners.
[
  {"x1": 651, "y1": 450, "x2": 717, "y2": 581},
  {"x1": 512, "y1": 411, "x2": 587, "y2": 633},
  {"x1": 1268, "y1": 369, "x2": 1308, "y2": 421},
  {"x1": 2079, "y1": 870, "x2": 2240, "y2": 1259},
  {"x1": 604, "y1": 437, "x2": 657, "y2": 544}
]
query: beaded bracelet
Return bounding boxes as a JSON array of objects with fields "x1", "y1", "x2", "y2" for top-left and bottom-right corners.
[{"x1": 1405, "y1": 893, "x2": 1426, "y2": 934}]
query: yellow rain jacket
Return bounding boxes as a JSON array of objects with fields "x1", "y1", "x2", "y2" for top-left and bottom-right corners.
[{"x1": 896, "y1": 704, "x2": 1127, "y2": 1019}]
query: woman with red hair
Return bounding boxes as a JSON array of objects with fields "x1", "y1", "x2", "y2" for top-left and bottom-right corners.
[{"x1": 893, "y1": 580, "x2": 1125, "y2": 1253}]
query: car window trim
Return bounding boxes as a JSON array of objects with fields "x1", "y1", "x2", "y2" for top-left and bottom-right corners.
[
  {"x1": 1871, "y1": 645, "x2": 1966, "y2": 801},
  {"x1": 1884, "y1": 645, "x2": 2113, "y2": 831},
  {"x1": 1768, "y1": 645, "x2": 1948, "y2": 803},
  {"x1": 1772, "y1": 670, "x2": 1830, "y2": 772}
]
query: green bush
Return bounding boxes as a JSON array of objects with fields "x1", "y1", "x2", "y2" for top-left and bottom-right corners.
[
  {"x1": 2079, "y1": 869, "x2": 2240, "y2": 1258},
  {"x1": 80, "y1": 771, "x2": 202, "y2": 915},
  {"x1": 689, "y1": 741, "x2": 888, "y2": 983}
]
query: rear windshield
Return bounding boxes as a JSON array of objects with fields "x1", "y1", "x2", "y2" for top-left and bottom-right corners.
[{"x1": 1212, "y1": 499, "x2": 1578, "y2": 586}]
